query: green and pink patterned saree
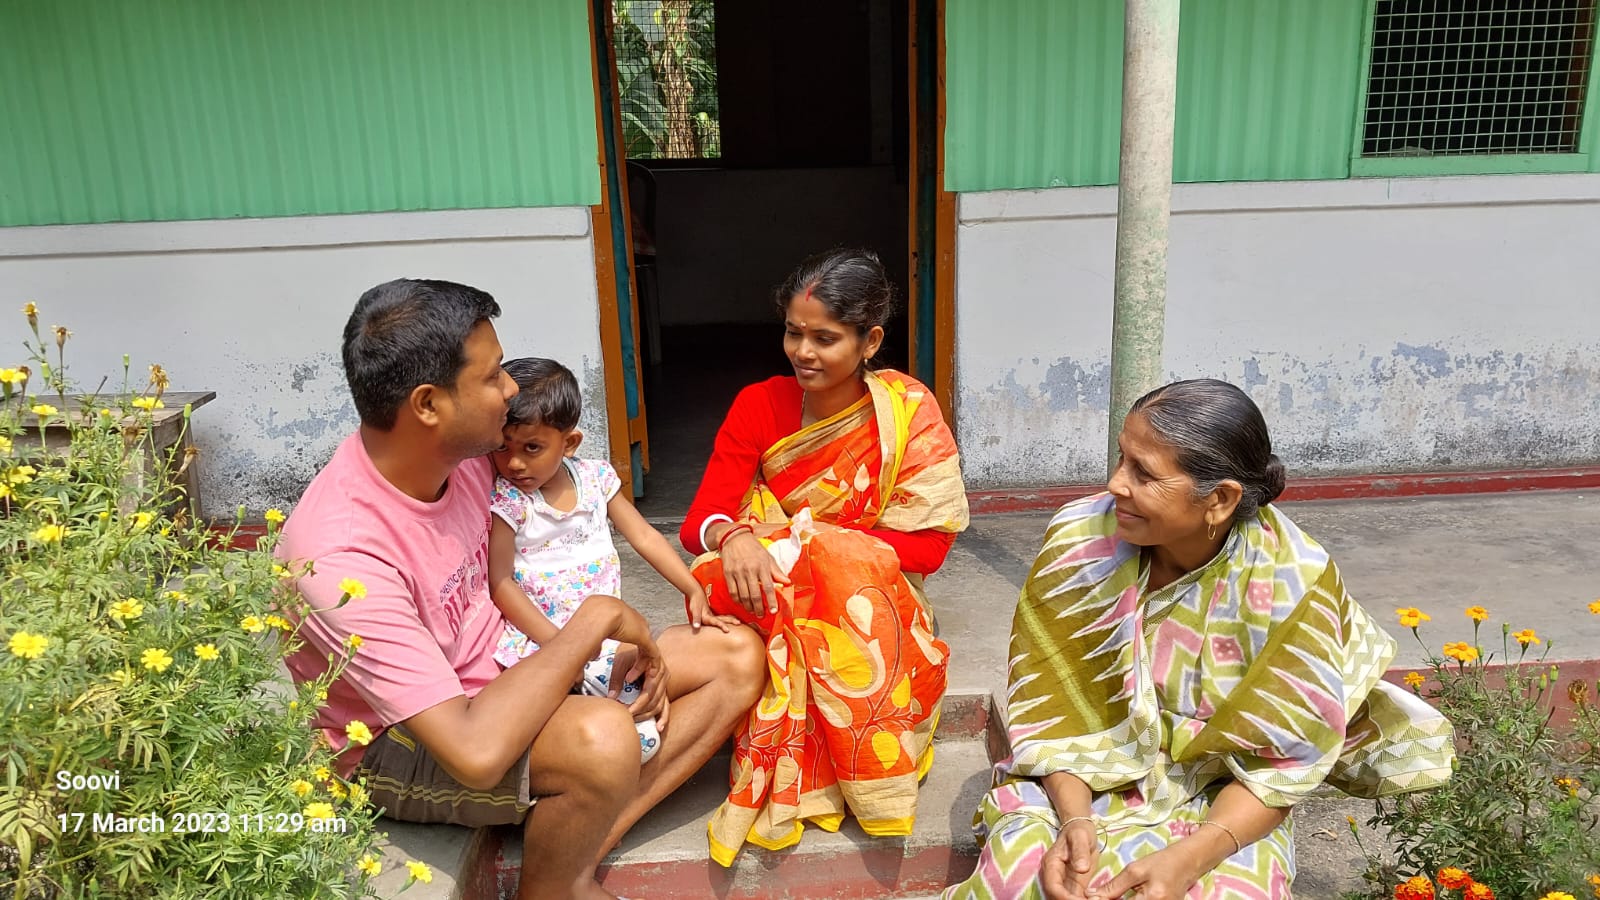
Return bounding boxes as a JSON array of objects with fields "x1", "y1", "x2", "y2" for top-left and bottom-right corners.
[{"x1": 944, "y1": 493, "x2": 1454, "y2": 900}]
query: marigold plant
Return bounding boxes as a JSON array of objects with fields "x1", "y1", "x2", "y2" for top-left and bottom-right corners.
[
  {"x1": 0, "y1": 306, "x2": 391, "y2": 898},
  {"x1": 1351, "y1": 604, "x2": 1600, "y2": 900}
]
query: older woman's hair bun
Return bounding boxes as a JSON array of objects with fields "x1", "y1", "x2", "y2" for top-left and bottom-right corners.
[{"x1": 1130, "y1": 379, "x2": 1286, "y2": 522}]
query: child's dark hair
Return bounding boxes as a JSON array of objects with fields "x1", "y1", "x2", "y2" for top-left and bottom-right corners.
[
  {"x1": 503, "y1": 357, "x2": 582, "y2": 431},
  {"x1": 774, "y1": 248, "x2": 896, "y2": 336}
]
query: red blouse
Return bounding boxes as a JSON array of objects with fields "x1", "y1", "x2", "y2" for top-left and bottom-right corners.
[{"x1": 679, "y1": 376, "x2": 957, "y2": 575}]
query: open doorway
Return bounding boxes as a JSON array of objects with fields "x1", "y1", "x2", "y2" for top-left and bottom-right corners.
[{"x1": 604, "y1": 0, "x2": 919, "y2": 520}]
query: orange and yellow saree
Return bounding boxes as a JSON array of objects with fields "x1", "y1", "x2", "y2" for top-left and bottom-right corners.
[{"x1": 692, "y1": 369, "x2": 969, "y2": 865}]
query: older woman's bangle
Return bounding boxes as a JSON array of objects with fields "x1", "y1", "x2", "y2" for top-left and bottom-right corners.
[
  {"x1": 1200, "y1": 820, "x2": 1242, "y2": 856},
  {"x1": 716, "y1": 523, "x2": 755, "y2": 552},
  {"x1": 1060, "y1": 815, "x2": 1107, "y2": 852}
]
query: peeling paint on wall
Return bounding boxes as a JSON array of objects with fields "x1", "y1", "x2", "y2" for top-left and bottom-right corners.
[{"x1": 956, "y1": 177, "x2": 1600, "y2": 490}]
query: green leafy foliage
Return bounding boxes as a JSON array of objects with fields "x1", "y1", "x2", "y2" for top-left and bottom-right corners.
[
  {"x1": 1348, "y1": 610, "x2": 1600, "y2": 900},
  {"x1": 0, "y1": 304, "x2": 389, "y2": 898}
]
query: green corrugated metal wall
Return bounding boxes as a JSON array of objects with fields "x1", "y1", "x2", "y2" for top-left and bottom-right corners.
[
  {"x1": 946, "y1": 0, "x2": 1367, "y2": 191},
  {"x1": 0, "y1": 0, "x2": 600, "y2": 227}
]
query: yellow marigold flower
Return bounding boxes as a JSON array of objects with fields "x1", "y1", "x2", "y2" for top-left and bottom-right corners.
[
  {"x1": 1465, "y1": 605, "x2": 1488, "y2": 622},
  {"x1": 1396, "y1": 607, "x2": 1431, "y2": 629},
  {"x1": 148, "y1": 363, "x2": 169, "y2": 392},
  {"x1": 140, "y1": 648, "x2": 174, "y2": 673},
  {"x1": 1403, "y1": 671, "x2": 1425, "y2": 688},
  {"x1": 1539, "y1": 893, "x2": 1576, "y2": 900},
  {"x1": 345, "y1": 721, "x2": 374, "y2": 746},
  {"x1": 1514, "y1": 628, "x2": 1541, "y2": 646},
  {"x1": 0, "y1": 368, "x2": 24, "y2": 386},
  {"x1": 314, "y1": 766, "x2": 331, "y2": 782},
  {"x1": 328, "y1": 780, "x2": 348, "y2": 800},
  {"x1": 264, "y1": 508, "x2": 286, "y2": 526},
  {"x1": 166, "y1": 590, "x2": 188, "y2": 602},
  {"x1": 22, "y1": 301, "x2": 38, "y2": 320},
  {"x1": 31, "y1": 403, "x2": 58, "y2": 417},
  {"x1": 290, "y1": 779, "x2": 313, "y2": 798},
  {"x1": 0, "y1": 436, "x2": 10, "y2": 454},
  {"x1": 0, "y1": 485, "x2": 10, "y2": 501},
  {"x1": 1555, "y1": 776, "x2": 1579, "y2": 796},
  {"x1": 264, "y1": 614, "x2": 291, "y2": 631},
  {"x1": 348, "y1": 784, "x2": 368, "y2": 807},
  {"x1": 31, "y1": 523, "x2": 65, "y2": 544},
  {"x1": 346, "y1": 634, "x2": 364, "y2": 650},
  {"x1": 339, "y1": 577, "x2": 367, "y2": 600},
  {"x1": 1442, "y1": 642, "x2": 1480, "y2": 664},
  {"x1": 303, "y1": 801, "x2": 336, "y2": 821},
  {"x1": 1589, "y1": 599, "x2": 1600, "y2": 615},
  {"x1": 129, "y1": 511, "x2": 154, "y2": 531},
  {"x1": 5, "y1": 464, "x2": 36, "y2": 485},
  {"x1": 405, "y1": 860, "x2": 433, "y2": 884},
  {"x1": 108, "y1": 598, "x2": 144, "y2": 623},
  {"x1": 9, "y1": 631, "x2": 49, "y2": 659},
  {"x1": 357, "y1": 854, "x2": 382, "y2": 876},
  {"x1": 130, "y1": 396, "x2": 164, "y2": 411},
  {"x1": 194, "y1": 643, "x2": 219, "y2": 661},
  {"x1": 240, "y1": 615, "x2": 266, "y2": 633},
  {"x1": 108, "y1": 668, "x2": 135, "y2": 687}
]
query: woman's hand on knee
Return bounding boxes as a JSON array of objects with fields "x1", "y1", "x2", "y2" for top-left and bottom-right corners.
[
  {"x1": 1041, "y1": 820, "x2": 1098, "y2": 900},
  {"x1": 1087, "y1": 843, "x2": 1205, "y2": 900},
  {"x1": 719, "y1": 531, "x2": 789, "y2": 616}
]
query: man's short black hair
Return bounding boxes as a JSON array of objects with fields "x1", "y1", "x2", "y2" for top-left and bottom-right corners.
[{"x1": 341, "y1": 279, "x2": 502, "y2": 430}]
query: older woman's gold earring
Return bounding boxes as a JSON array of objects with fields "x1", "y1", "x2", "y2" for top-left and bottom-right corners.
[{"x1": 1207, "y1": 521, "x2": 1217, "y2": 541}]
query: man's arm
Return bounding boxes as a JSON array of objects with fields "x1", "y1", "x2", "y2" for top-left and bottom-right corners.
[{"x1": 403, "y1": 595, "x2": 660, "y2": 790}]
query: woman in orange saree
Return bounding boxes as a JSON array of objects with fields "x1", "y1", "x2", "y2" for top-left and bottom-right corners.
[{"x1": 679, "y1": 249, "x2": 969, "y2": 866}]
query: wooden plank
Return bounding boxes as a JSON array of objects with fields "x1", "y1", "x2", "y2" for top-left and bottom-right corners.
[
  {"x1": 906, "y1": 0, "x2": 923, "y2": 380},
  {"x1": 588, "y1": 0, "x2": 635, "y2": 499},
  {"x1": 933, "y1": 0, "x2": 958, "y2": 425}
]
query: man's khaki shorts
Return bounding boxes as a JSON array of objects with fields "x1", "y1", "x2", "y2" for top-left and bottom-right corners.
[{"x1": 354, "y1": 723, "x2": 534, "y2": 827}]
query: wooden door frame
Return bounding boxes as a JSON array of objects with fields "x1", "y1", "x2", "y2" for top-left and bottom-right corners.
[
  {"x1": 907, "y1": 0, "x2": 958, "y2": 426},
  {"x1": 589, "y1": 0, "x2": 649, "y2": 499}
]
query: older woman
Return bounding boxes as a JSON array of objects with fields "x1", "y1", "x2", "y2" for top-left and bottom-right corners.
[
  {"x1": 680, "y1": 248, "x2": 969, "y2": 866},
  {"x1": 944, "y1": 380, "x2": 1453, "y2": 900}
]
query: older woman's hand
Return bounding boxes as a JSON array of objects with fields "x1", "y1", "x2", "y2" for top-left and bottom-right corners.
[
  {"x1": 1040, "y1": 819, "x2": 1099, "y2": 900},
  {"x1": 1086, "y1": 842, "x2": 1206, "y2": 900},
  {"x1": 719, "y1": 530, "x2": 790, "y2": 616}
]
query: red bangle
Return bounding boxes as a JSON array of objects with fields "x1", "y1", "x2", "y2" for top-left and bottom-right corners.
[{"x1": 716, "y1": 523, "x2": 754, "y2": 552}]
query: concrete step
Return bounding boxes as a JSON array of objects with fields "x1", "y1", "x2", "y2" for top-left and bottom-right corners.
[{"x1": 486, "y1": 707, "x2": 995, "y2": 899}]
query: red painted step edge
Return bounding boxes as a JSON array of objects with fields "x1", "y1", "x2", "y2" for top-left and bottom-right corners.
[{"x1": 968, "y1": 465, "x2": 1600, "y2": 515}]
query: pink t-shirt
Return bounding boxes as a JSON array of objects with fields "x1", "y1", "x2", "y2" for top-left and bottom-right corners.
[{"x1": 278, "y1": 432, "x2": 504, "y2": 776}]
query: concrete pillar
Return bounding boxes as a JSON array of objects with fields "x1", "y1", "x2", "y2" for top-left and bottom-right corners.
[{"x1": 1107, "y1": 0, "x2": 1181, "y2": 470}]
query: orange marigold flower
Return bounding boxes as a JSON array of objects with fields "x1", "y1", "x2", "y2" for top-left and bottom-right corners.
[
  {"x1": 1437, "y1": 868, "x2": 1470, "y2": 890},
  {"x1": 1396, "y1": 607, "x2": 1432, "y2": 629},
  {"x1": 1588, "y1": 599, "x2": 1600, "y2": 615},
  {"x1": 1465, "y1": 882, "x2": 1495, "y2": 900},
  {"x1": 1397, "y1": 876, "x2": 1436, "y2": 900},
  {"x1": 1513, "y1": 628, "x2": 1541, "y2": 646},
  {"x1": 1442, "y1": 642, "x2": 1480, "y2": 664},
  {"x1": 1465, "y1": 606, "x2": 1489, "y2": 622},
  {"x1": 1404, "y1": 671, "x2": 1426, "y2": 688}
]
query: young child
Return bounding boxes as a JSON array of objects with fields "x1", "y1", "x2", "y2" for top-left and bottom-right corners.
[{"x1": 486, "y1": 357, "x2": 737, "y2": 763}]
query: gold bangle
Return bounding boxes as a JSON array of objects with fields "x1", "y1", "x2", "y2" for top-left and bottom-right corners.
[
  {"x1": 1060, "y1": 815, "x2": 1107, "y2": 852},
  {"x1": 1201, "y1": 820, "x2": 1242, "y2": 856}
]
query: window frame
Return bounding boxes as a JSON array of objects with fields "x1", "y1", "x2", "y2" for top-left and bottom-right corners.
[{"x1": 1349, "y1": 0, "x2": 1600, "y2": 177}]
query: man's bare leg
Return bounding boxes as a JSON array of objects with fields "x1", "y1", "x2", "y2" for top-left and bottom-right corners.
[
  {"x1": 520, "y1": 695, "x2": 642, "y2": 900},
  {"x1": 597, "y1": 623, "x2": 765, "y2": 858}
]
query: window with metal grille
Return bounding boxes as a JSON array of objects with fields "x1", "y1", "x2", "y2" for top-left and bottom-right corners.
[
  {"x1": 612, "y1": 1, "x2": 721, "y2": 160},
  {"x1": 1359, "y1": 0, "x2": 1596, "y2": 170}
]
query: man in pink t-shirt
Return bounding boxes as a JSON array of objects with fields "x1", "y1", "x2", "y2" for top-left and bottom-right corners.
[{"x1": 280, "y1": 279, "x2": 764, "y2": 899}]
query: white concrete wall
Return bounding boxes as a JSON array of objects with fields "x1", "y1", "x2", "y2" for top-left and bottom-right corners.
[
  {"x1": 955, "y1": 174, "x2": 1600, "y2": 489},
  {"x1": 0, "y1": 208, "x2": 610, "y2": 518}
]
